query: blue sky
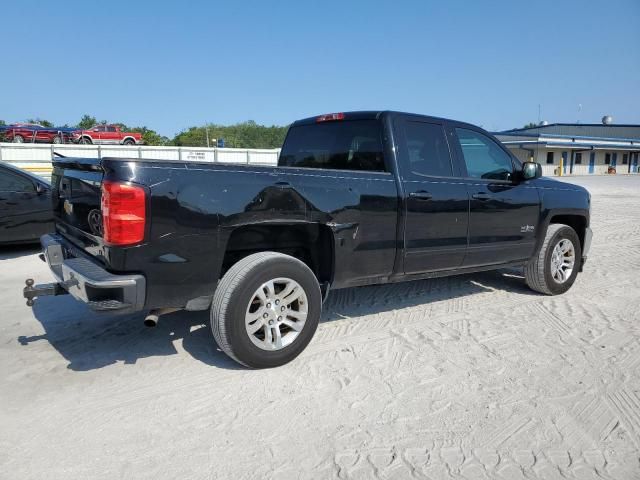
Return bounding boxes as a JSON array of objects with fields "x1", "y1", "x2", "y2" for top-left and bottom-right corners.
[{"x1": 2, "y1": 0, "x2": 638, "y2": 136}]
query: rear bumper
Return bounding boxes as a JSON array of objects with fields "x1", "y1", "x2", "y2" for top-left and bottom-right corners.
[{"x1": 34, "y1": 234, "x2": 146, "y2": 313}]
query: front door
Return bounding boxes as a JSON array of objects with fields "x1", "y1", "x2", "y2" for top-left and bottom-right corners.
[
  {"x1": 396, "y1": 118, "x2": 469, "y2": 274},
  {"x1": 451, "y1": 127, "x2": 540, "y2": 267}
]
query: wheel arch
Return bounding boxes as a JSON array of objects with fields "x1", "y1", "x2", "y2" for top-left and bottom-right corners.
[
  {"x1": 219, "y1": 222, "x2": 335, "y2": 292},
  {"x1": 535, "y1": 209, "x2": 589, "y2": 256}
]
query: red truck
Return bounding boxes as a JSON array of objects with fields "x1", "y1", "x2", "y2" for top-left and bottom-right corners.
[
  {"x1": 3, "y1": 124, "x2": 75, "y2": 144},
  {"x1": 72, "y1": 125, "x2": 143, "y2": 145}
]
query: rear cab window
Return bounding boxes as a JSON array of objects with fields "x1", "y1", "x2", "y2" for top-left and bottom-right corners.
[{"x1": 279, "y1": 120, "x2": 386, "y2": 172}]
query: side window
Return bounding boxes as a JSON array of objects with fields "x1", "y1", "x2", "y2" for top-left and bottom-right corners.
[
  {"x1": 279, "y1": 120, "x2": 386, "y2": 172},
  {"x1": 107, "y1": 126, "x2": 117, "y2": 132},
  {"x1": 402, "y1": 121, "x2": 453, "y2": 177},
  {"x1": 455, "y1": 128, "x2": 514, "y2": 181},
  {"x1": 0, "y1": 170, "x2": 35, "y2": 192}
]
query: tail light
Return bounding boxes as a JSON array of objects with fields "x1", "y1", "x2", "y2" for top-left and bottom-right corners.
[
  {"x1": 101, "y1": 181, "x2": 146, "y2": 245},
  {"x1": 316, "y1": 112, "x2": 345, "y2": 122}
]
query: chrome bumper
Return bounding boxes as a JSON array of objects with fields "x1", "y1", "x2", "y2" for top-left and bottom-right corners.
[{"x1": 26, "y1": 234, "x2": 146, "y2": 313}]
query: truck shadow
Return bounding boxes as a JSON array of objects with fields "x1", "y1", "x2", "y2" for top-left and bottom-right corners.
[
  {"x1": 0, "y1": 244, "x2": 40, "y2": 261},
  {"x1": 19, "y1": 268, "x2": 535, "y2": 371}
]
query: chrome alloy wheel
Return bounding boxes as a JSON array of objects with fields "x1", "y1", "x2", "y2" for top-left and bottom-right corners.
[
  {"x1": 550, "y1": 238, "x2": 575, "y2": 284},
  {"x1": 245, "y1": 277, "x2": 308, "y2": 351}
]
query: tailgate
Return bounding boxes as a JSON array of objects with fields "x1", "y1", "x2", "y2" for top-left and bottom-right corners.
[{"x1": 51, "y1": 157, "x2": 104, "y2": 249}]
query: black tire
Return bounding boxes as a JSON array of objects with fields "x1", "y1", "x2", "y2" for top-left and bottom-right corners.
[
  {"x1": 123, "y1": 138, "x2": 135, "y2": 145},
  {"x1": 211, "y1": 252, "x2": 321, "y2": 368},
  {"x1": 13, "y1": 135, "x2": 24, "y2": 143},
  {"x1": 80, "y1": 136, "x2": 92, "y2": 145},
  {"x1": 525, "y1": 224, "x2": 582, "y2": 295},
  {"x1": 52, "y1": 135, "x2": 62, "y2": 144}
]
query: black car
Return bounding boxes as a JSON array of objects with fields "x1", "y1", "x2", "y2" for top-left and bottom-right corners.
[
  {"x1": 24, "y1": 111, "x2": 592, "y2": 368},
  {"x1": 0, "y1": 162, "x2": 54, "y2": 245}
]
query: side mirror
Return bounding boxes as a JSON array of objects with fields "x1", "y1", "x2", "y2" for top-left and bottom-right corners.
[
  {"x1": 522, "y1": 162, "x2": 542, "y2": 180},
  {"x1": 35, "y1": 183, "x2": 46, "y2": 194}
]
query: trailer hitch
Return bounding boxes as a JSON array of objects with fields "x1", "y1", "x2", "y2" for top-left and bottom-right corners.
[{"x1": 23, "y1": 278, "x2": 76, "y2": 307}]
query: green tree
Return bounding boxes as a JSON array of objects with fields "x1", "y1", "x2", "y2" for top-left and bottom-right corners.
[
  {"x1": 0, "y1": 120, "x2": 5, "y2": 126},
  {"x1": 26, "y1": 118, "x2": 54, "y2": 127},
  {"x1": 129, "y1": 126, "x2": 169, "y2": 146},
  {"x1": 77, "y1": 115, "x2": 97, "y2": 129},
  {"x1": 523, "y1": 122, "x2": 539, "y2": 128},
  {"x1": 172, "y1": 121, "x2": 288, "y2": 148}
]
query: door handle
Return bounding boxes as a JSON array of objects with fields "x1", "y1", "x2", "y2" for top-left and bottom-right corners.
[
  {"x1": 472, "y1": 192, "x2": 491, "y2": 201},
  {"x1": 409, "y1": 191, "x2": 433, "y2": 200}
]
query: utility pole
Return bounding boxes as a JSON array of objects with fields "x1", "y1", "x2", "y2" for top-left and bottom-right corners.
[{"x1": 537, "y1": 104, "x2": 541, "y2": 124}]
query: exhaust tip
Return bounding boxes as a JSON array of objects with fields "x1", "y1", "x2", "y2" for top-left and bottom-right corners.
[{"x1": 143, "y1": 315, "x2": 158, "y2": 327}]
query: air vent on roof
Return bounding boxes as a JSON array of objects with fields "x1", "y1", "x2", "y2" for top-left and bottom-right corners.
[{"x1": 602, "y1": 115, "x2": 613, "y2": 125}]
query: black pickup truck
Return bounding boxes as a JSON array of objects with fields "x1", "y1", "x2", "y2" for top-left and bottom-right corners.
[{"x1": 24, "y1": 111, "x2": 592, "y2": 368}]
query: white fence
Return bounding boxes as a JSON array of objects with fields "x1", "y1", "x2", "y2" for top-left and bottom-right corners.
[{"x1": 0, "y1": 143, "x2": 280, "y2": 179}]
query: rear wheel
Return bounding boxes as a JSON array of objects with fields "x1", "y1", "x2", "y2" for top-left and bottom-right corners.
[
  {"x1": 52, "y1": 135, "x2": 62, "y2": 144},
  {"x1": 80, "y1": 136, "x2": 92, "y2": 144},
  {"x1": 525, "y1": 224, "x2": 581, "y2": 295},
  {"x1": 123, "y1": 138, "x2": 135, "y2": 145},
  {"x1": 211, "y1": 252, "x2": 321, "y2": 368},
  {"x1": 13, "y1": 135, "x2": 24, "y2": 143}
]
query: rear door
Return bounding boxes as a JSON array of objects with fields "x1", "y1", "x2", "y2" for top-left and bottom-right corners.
[
  {"x1": 451, "y1": 126, "x2": 540, "y2": 266},
  {"x1": 91, "y1": 125, "x2": 107, "y2": 144},
  {"x1": 278, "y1": 117, "x2": 398, "y2": 287},
  {"x1": 395, "y1": 117, "x2": 469, "y2": 274}
]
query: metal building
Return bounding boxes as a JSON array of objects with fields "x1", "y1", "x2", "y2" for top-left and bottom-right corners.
[{"x1": 495, "y1": 122, "x2": 640, "y2": 176}]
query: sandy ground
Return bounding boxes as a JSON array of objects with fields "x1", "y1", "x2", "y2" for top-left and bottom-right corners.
[{"x1": 1, "y1": 175, "x2": 640, "y2": 480}]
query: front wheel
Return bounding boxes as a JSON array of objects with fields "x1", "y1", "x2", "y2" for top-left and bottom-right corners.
[
  {"x1": 211, "y1": 252, "x2": 321, "y2": 368},
  {"x1": 525, "y1": 224, "x2": 582, "y2": 295},
  {"x1": 52, "y1": 135, "x2": 62, "y2": 144},
  {"x1": 13, "y1": 135, "x2": 24, "y2": 143}
]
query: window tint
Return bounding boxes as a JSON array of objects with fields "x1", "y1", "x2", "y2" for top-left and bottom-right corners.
[
  {"x1": 279, "y1": 120, "x2": 385, "y2": 172},
  {"x1": 455, "y1": 128, "x2": 513, "y2": 181},
  {"x1": 107, "y1": 126, "x2": 117, "y2": 132},
  {"x1": 0, "y1": 169, "x2": 35, "y2": 192},
  {"x1": 402, "y1": 121, "x2": 453, "y2": 177}
]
